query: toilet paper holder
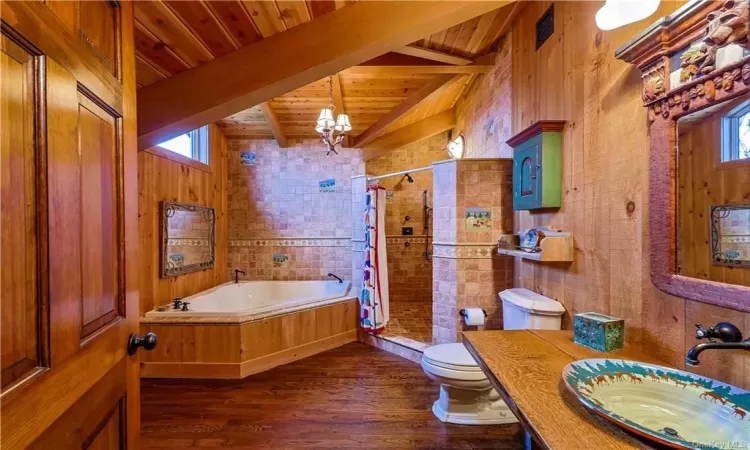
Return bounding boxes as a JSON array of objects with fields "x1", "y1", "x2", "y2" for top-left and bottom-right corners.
[{"x1": 459, "y1": 308, "x2": 487, "y2": 319}]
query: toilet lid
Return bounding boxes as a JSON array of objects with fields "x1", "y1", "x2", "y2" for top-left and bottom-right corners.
[{"x1": 422, "y1": 343, "x2": 482, "y2": 372}]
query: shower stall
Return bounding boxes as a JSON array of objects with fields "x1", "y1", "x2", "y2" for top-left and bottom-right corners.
[{"x1": 364, "y1": 166, "x2": 434, "y2": 349}]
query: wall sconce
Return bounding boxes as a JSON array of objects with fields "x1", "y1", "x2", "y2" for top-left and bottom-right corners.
[
  {"x1": 595, "y1": 0, "x2": 660, "y2": 31},
  {"x1": 448, "y1": 135, "x2": 465, "y2": 159}
]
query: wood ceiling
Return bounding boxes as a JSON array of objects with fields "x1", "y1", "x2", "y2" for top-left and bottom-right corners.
[{"x1": 134, "y1": 1, "x2": 519, "y2": 146}]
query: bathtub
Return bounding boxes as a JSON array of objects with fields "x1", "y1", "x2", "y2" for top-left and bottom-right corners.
[
  {"x1": 145, "y1": 280, "x2": 353, "y2": 323},
  {"x1": 139, "y1": 280, "x2": 359, "y2": 379}
]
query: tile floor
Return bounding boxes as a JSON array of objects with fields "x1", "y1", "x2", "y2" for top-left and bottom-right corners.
[{"x1": 381, "y1": 302, "x2": 433, "y2": 350}]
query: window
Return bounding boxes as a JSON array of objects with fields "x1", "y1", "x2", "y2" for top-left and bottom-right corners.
[
  {"x1": 157, "y1": 126, "x2": 209, "y2": 164},
  {"x1": 722, "y1": 101, "x2": 750, "y2": 162}
]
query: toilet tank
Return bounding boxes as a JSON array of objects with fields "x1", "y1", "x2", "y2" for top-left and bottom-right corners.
[{"x1": 499, "y1": 288, "x2": 565, "y2": 330}]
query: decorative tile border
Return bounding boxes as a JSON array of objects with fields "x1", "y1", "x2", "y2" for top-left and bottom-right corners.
[
  {"x1": 230, "y1": 237, "x2": 352, "y2": 247},
  {"x1": 353, "y1": 239, "x2": 498, "y2": 258},
  {"x1": 432, "y1": 242, "x2": 498, "y2": 259},
  {"x1": 385, "y1": 236, "x2": 432, "y2": 245}
]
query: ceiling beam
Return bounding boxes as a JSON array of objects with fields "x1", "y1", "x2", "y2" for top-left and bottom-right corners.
[
  {"x1": 136, "y1": 0, "x2": 511, "y2": 150},
  {"x1": 393, "y1": 45, "x2": 473, "y2": 65},
  {"x1": 363, "y1": 109, "x2": 455, "y2": 161},
  {"x1": 352, "y1": 74, "x2": 461, "y2": 148},
  {"x1": 342, "y1": 65, "x2": 492, "y2": 75},
  {"x1": 259, "y1": 102, "x2": 288, "y2": 148}
]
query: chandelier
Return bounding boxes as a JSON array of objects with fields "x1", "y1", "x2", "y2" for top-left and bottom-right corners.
[{"x1": 315, "y1": 76, "x2": 352, "y2": 155}]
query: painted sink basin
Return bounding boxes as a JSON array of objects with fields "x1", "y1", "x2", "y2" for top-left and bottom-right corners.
[{"x1": 562, "y1": 359, "x2": 750, "y2": 449}]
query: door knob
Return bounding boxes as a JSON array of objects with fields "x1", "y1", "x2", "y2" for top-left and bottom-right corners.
[{"x1": 127, "y1": 332, "x2": 157, "y2": 355}]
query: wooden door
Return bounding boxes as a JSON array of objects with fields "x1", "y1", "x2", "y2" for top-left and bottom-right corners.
[{"x1": 0, "y1": 1, "x2": 141, "y2": 448}]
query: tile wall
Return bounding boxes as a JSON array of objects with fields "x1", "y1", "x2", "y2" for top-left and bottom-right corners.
[
  {"x1": 432, "y1": 159, "x2": 515, "y2": 343},
  {"x1": 364, "y1": 134, "x2": 449, "y2": 304},
  {"x1": 228, "y1": 139, "x2": 364, "y2": 281}
]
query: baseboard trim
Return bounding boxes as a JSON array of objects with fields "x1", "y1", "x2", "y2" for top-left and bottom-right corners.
[{"x1": 141, "y1": 329, "x2": 357, "y2": 379}]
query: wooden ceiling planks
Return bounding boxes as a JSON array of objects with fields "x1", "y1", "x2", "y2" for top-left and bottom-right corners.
[
  {"x1": 164, "y1": 1, "x2": 238, "y2": 57},
  {"x1": 204, "y1": 1, "x2": 263, "y2": 47},
  {"x1": 133, "y1": 22, "x2": 190, "y2": 77},
  {"x1": 134, "y1": 1, "x2": 214, "y2": 66},
  {"x1": 133, "y1": 0, "x2": 348, "y2": 88},
  {"x1": 133, "y1": 0, "x2": 516, "y2": 145}
]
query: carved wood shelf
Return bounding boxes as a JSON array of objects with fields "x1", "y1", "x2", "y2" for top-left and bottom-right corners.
[{"x1": 497, "y1": 231, "x2": 573, "y2": 262}]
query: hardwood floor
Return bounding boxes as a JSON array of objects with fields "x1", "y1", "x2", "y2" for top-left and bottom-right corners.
[{"x1": 141, "y1": 343, "x2": 524, "y2": 449}]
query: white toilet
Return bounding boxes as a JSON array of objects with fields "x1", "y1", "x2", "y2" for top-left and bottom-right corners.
[{"x1": 421, "y1": 288, "x2": 565, "y2": 425}]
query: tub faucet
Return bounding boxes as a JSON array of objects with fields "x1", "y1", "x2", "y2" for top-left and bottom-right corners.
[
  {"x1": 686, "y1": 322, "x2": 750, "y2": 367},
  {"x1": 327, "y1": 273, "x2": 343, "y2": 283},
  {"x1": 234, "y1": 269, "x2": 245, "y2": 284}
]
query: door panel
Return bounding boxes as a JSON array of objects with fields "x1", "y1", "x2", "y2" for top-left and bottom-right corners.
[
  {"x1": 0, "y1": 30, "x2": 43, "y2": 392},
  {"x1": 78, "y1": 92, "x2": 120, "y2": 339},
  {"x1": 0, "y1": 1, "x2": 140, "y2": 448}
]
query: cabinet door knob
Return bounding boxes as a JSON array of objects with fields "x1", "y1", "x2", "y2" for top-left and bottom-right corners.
[
  {"x1": 530, "y1": 164, "x2": 541, "y2": 179},
  {"x1": 127, "y1": 332, "x2": 158, "y2": 355}
]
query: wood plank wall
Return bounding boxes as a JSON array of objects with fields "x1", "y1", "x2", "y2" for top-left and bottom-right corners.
[
  {"x1": 677, "y1": 104, "x2": 750, "y2": 287},
  {"x1": 138, "y1": 124, "x2": 228, "y2": 314},
  {"x1": 506, "y1": 1, "x2": 750, "y2": 389}
]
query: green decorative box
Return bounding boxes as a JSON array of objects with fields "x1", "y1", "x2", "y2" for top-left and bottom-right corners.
[
  {"x1": 573, "y1": 312, "x2": 624, "y2": 352},
  {"x1": 507, "y1": 120, "x2": 565, "y2": 211}
]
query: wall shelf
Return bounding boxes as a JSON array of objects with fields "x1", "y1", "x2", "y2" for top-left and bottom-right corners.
[{"x1": 497, "y1": 230, "x2": 573, "y2": 262}]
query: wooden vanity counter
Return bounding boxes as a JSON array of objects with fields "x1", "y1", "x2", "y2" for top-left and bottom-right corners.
[{"x1": 463, "y1": 330, "x2": 670, "y2": 450}]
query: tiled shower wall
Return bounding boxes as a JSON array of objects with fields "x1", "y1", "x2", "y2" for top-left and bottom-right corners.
[
  {"x1": 228, "y1": 139, "x2": 363, "y2": 281},
  {"x1": 432, "y1": 159, "x2": 515, "y2": 343},
  {"x1": 365, "y1": 134, "x2": 449, "y2": 303}
]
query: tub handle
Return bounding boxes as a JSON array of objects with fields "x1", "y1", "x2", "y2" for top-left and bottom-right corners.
[{"x1": 181, "y1": 302, "x2": 190, "y2": 311}]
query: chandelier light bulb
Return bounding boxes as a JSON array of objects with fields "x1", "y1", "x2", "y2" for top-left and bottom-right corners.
[{"x1": 334, "y1": 114, "x2": 352, "y2": 132}]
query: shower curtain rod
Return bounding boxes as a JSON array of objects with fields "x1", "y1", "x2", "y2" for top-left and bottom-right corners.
[{"x1": 366, "y1": 165, "x2": 433, "y2": 182}]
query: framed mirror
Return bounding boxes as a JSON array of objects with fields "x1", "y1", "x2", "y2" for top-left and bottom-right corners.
[
  {"x1": 161, "y1": 202, "x2": 215, "y2": 278},
  {"x1": 677, "y1": 95, "x2": 750, "y2": 287},
  {"x1": 617, "y1": 0, "x2": 750, "y2": 312}
]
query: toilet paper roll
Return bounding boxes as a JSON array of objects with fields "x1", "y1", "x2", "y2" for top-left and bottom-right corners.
[{"x1": 462, "y1": 308, "x2": 486, "y2": 326}]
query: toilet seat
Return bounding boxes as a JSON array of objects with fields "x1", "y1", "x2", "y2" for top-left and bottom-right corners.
[{"x1": 421, "y1": 343, "x2": 485, "y2": 380}]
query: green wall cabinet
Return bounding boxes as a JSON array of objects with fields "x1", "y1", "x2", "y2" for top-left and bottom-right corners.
[{"x1": 507, "y1": 121, "x2": 565, "y2": 210}]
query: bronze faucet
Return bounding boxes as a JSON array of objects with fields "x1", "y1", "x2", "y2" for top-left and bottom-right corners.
[
  {"x1": 686, "y1": 322, "x2": 750, "y2": 366},
  {"x1": 234, "y1": 269, "x2": 245, "y2": 283}
]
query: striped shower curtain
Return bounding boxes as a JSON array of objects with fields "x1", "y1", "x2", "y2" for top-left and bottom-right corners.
[{"x1": 360, "y1": 184, "x2": 389, "y2": 333}]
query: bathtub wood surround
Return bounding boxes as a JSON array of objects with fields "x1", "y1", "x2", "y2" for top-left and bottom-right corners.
[
  {"x1": 138, "y1": 123, "x2": 228, "y2": 314},
  {"x1": 463, "y1": 330, "x2": 667, "y2": 449},
  {"x1": 0, "y1": 1, "x2": 140, "y2": 447},
  {"x1": 140, "y1": 300, "x2": 358, "y2": 379}
]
